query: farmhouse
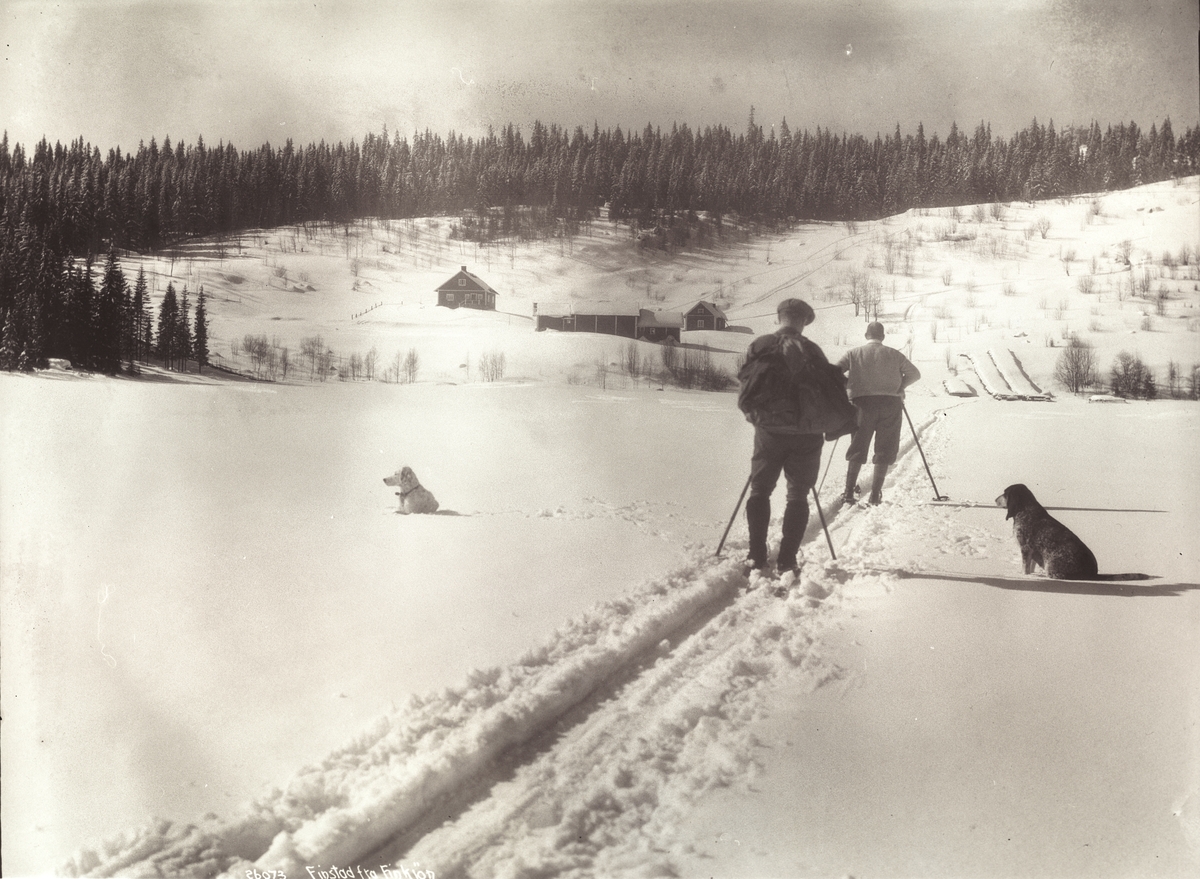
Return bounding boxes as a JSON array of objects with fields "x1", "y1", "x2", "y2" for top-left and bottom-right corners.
[
  {"x1": 685, "y1": 301, "x2": 728, "y2": 331},
  {"x1": 436, "y1": 266, "x2": 498, "y2": 310}
]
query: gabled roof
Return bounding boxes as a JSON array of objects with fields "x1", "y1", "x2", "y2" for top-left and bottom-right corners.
[
  {"x1": 687, "y1": 300, "x2": 728, "y2": 319},
  {"x1": 638, "y1": 309, "x2": 685, "y2": 329},
  {"x1": 436, "y1": 266, "x2": 499, "y2": 296}
]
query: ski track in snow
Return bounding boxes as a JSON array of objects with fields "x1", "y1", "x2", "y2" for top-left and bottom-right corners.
[
  {"x1": 60, "y1": 412, "x2": 989, "y2": 879},
  {"x1": 988, "y1": 348, "x2": 1050, "y2": 400},
  {"x1": 457, "y1": 498, "x2": 719, "y2": 544}
]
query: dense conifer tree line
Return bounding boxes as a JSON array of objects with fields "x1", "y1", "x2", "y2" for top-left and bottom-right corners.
[{"x1": 1, "y1": 114, "x2": 1197, "y2": 371}]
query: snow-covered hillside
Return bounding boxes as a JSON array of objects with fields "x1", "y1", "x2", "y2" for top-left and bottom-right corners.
[
  {"x1": 109, "y1": 177, "x2": 1199, "y2": 395},
  {"x1": 2, "y1": 179, "x2": 1198, "y2": 878}
]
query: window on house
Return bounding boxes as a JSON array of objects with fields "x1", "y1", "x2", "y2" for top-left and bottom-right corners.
[
  {"x1": 459, "y1": 278, "x2": 466, "y2": 286},
  {"x1": 696, "y1": 319, "x2": 707, "y2": 329},
  {"x1": 446, "y1": 293, "x2": 455, "y2": 303}
]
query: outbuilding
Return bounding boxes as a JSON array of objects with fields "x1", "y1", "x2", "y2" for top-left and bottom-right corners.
[
  {"x1": 636, "y1": 309, "x2": 684, "y2": 343},
  {"x1": 436, "y1": 266, "x2": 498, "y2": 310},
  {"x1": 534, "y1": 302, "x2": 641, "y2": 338}
]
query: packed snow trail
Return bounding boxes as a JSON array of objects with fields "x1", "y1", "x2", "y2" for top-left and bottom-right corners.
[
  {"x1": 361, "y1": 417, "x2": 951, "y2": 878},
  {"x1": 60, "y1": 411, "x2": 949, "y2": 879}
]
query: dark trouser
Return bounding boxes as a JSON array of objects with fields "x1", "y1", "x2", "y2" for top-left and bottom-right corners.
[
  {"x1": 845, "y1": 395, "x2": 903, "y2": 465},
  {"x1": 746, "y1": 428, "x2": 823, "y2": 568}
]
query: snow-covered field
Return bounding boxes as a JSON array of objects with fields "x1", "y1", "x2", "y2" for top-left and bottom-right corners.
[{"x1": 2, "y1": 179, "x2": 1199, "y2": 878}]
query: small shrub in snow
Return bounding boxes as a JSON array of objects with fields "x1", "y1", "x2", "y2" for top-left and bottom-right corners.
[
  {"x1": 1136, "y1": 268, "x2": 1154, "y2": 297},
  {"x1": 1166, "y1": 361, "x2": 1182, "y2": 398},
  {"x1": 479, "y1": 350, "x2": 505, "y2": 382},
  {"x1": 1061, "y1": 248, "x2": 1076, "y2": 275},
  {"x1": 623, "y1": 341, "x2": 642, "y2": 384}
]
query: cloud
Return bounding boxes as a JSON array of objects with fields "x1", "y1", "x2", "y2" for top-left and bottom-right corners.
[{"x1": 2, "y1": 0, "x2": 1195, "y2": 151}]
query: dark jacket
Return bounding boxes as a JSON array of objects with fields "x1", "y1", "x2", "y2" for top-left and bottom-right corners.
[{"x1": 742, "y1": 327, "x2": 838, "y2": 435}]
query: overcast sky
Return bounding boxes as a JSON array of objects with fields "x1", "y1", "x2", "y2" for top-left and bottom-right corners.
[{"x1": 2, "y1": 0, "x2": 1197, "y2": 152}]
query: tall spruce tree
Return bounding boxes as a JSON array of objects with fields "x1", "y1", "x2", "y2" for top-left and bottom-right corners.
[
  {"x1": 68, "y1": 259, "x2": 97, "y2": 370},
  {"x1": 194, "y1": 285, "x2": 209, "y2": 373},
  {"x1": 157, "y1": 282, "x2": 178, "y2": 369},
  {"x1": 96, "y1": 249, "x2": 126, "y2": 375},
  {"x1": 177, "y1": 286, "x2": 192, "y2": 369},
  {"x1": 130, "y1": 266, "x2": 148, "y2": 369}
]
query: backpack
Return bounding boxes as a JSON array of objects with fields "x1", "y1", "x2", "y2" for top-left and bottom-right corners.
[{"x1": 737, "y1": 334, "x2": 857, "y2": 440}]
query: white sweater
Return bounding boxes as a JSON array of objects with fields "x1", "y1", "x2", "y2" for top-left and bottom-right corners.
[{"x1": 836, "y1": 340, "x2": 921, "y2": 399}]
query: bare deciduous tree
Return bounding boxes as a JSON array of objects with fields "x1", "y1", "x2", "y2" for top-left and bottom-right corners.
[
  {"x1": 1054, "y1": 336, "x2": 1099, "y2": 394},
  {"x1": 403, "y1": 348, "x2": 420, "y2": 383}
]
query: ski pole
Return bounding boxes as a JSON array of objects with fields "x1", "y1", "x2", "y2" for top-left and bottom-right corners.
[
  {"x1": 715, "y1": 474, "x2": 752, "y2": 557},
  {"x1": 902, "y1": 403, "x2": 949, "y2": 501},
  {"x1": 811, "y1": 486, "x2": 837, "y2": 560},
  {"x1": 816, "y1": 435, "x2": 840, "y2": 495}
]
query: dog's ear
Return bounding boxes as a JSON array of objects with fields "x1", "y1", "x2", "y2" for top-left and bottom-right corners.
[{"x1": 997, "y1": 485, "x2": 1021, "y2": 520}]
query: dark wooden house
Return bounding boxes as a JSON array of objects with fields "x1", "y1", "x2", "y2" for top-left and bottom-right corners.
[
  {"x1": 436, "y1": 266, "x2": 498, "y2": 310},
  {"x1": 685, "y1": 300, "x2": 728, "y2": 331}
]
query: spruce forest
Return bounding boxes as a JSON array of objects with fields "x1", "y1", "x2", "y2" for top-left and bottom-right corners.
[{"x1": 2, "y1": 115, "x2": 1197, "y2": 373}]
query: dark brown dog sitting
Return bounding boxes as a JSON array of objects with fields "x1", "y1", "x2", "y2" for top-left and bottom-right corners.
[{"x1": 996, "y1": 483, "x2": 1098, "y2": 580}]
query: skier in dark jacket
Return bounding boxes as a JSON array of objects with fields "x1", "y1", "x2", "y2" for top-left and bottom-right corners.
[{"x1": 740, "y1": 298, "x2": 830, "y2": 576}]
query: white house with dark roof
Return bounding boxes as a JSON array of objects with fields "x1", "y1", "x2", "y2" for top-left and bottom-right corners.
[{"x1": 436, "y1": 266, "x2": 498, "y2": 310}]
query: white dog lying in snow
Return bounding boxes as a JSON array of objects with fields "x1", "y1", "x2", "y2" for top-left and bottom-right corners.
[{"x1": 383, "y1": 466, "x2": 440, "y2": 514}]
